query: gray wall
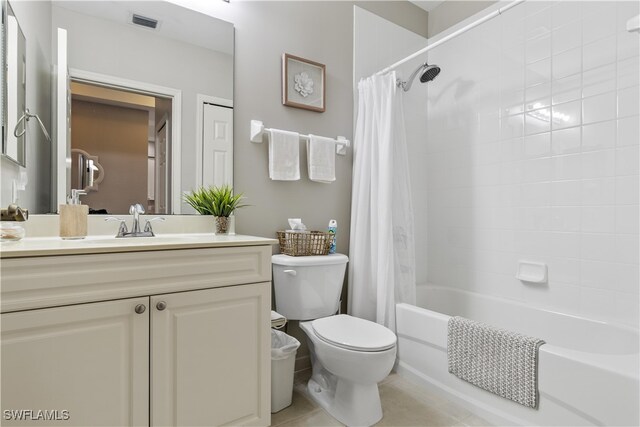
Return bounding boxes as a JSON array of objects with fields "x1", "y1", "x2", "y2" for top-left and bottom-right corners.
[
  {"x1": 356, "y1": 1, "x2": 429, "y2": 38},
  {"x1": 232, "y1": 1, "x2": 355, "y2": 244},
  {"x1": 0, "y1": 0, "x2": 51, "y2": 213},
  {"x1": 427, "y1": 0, "x2": 497, "y2": 37}
]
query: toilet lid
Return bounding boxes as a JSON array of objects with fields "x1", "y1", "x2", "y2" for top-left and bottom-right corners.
[{"x1": 311, "y1": 315, "x2": 397, "y2": 352}]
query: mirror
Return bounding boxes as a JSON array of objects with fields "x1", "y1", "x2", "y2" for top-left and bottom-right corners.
[
  {"x1": 56, "y1": 1, "x2": 234, "y2": 215},
  {"x1": 1, "y1": 0, "x2": 26, "y2": 167},
  {"x1": 1, "y1": 0, "x2": 234, "y2": 214}
]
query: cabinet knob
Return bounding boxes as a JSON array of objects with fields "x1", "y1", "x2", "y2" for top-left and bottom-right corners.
[
  {"x1": 134, "y1": 304, "x2": 146, "y2": 314},
  {"x1": 156, "y1": 301, "x2": 167, "y2": 311}
]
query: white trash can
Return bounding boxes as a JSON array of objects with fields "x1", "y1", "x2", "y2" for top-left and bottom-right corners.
[{"x1": 271, "y1": 329, "x2": 300, "y2": 413}]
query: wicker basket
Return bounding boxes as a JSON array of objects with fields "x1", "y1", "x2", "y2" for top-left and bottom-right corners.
[{"x1": 277, "y1": 230, "x2": 334, "y2": 256}]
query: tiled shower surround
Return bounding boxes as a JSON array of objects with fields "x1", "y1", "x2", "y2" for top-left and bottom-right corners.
[{"x1": 422, "y1": 1, "x2": 639, "y2": 326}]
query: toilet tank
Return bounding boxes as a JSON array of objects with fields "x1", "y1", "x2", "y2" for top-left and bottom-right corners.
[{"x1": 272, "y1": 254, "x2": 349, "y2": 321}]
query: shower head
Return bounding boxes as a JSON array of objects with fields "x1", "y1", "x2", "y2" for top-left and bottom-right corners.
[
  {"x1": 397, "y1": 62, "x2": 441, "y2": 92},
  {"x1": 420, "y1": 64, "x2": 441, "y2": 82}
]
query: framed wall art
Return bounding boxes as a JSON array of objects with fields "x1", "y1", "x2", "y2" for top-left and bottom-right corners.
[{"x1": 282, "y1": 53, "x2": 325, "y2": 113}]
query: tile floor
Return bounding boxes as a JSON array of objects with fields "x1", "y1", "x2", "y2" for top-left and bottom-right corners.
[{"x1": 271, "y1": 370, "x2": 492, "y2": 427}]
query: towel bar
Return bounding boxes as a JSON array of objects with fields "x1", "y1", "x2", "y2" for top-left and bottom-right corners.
[{"x1": 250, "y1": 120, "x2": 350, "y2": 155}]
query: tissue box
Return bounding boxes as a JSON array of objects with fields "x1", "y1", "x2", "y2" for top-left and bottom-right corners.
[{"x1": 276, "y1": 231, "x2": 334, "y2": 256}]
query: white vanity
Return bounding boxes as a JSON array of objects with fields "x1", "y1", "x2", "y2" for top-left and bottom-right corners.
[{"x1": 1, "y1": 234, "x2": 276, "y2": 426}]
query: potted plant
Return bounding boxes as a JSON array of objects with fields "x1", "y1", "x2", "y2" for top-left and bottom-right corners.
[{"x1": 183, "y1": 185, "x2": 247, "y2": 234}]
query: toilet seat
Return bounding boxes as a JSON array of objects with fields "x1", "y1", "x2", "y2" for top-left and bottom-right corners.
[{"x1": 311, "y1": 314, "x2": 396, "y2": 352}]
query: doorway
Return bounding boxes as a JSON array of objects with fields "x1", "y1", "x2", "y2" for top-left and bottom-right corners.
[{"x1": 70, "y1": 81, "x2": 172, "y2": 214}]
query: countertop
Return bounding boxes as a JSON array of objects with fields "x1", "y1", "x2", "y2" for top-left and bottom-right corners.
[{"x1": 0, "y1": 234, "x2": 278, "y2": 258}]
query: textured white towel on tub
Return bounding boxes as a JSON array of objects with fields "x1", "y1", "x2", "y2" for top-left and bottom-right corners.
[
  {"x1": 447, "y1": 316, "x2": 545, "y2": 409},
  {"x1": 269, "y1": 129, "x2": 300, "y2": 181},
  {"x1": 307, "y1": 134, "x2": 336, "y2": 183}
]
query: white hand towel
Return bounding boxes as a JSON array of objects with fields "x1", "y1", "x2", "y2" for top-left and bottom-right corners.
[
  {"x1": 269, "y1": 129, "x2": 300, "y2": 181},
  {"x1": 307, "y1": 134, "x2": 336, "y2": 183}
]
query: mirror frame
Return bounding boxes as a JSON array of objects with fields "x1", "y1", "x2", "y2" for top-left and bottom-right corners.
[
  {"x1": 1, "y1": 0, "x2": 4, "y2": 158},
  {"x1": 1, "y1": 0, "x2": 27, "y2": 167}
]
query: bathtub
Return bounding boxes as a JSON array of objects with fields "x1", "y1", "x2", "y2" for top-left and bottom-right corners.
[{"x1": 395, "y1": 285, "x2": 640, "y2": 426}]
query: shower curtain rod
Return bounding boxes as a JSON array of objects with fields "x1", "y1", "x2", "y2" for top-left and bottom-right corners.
[{"x1": 374, "y1": 0, "x2": 525, "y2": 76}]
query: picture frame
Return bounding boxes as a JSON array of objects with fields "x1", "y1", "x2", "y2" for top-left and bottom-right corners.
[{"x1": 282, "y1": 53, "x2": 325, "y2": 113}]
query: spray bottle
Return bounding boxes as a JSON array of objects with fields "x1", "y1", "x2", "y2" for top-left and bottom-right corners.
[{"x1": 328, "y1": 219, "x2": 337, "y2": 254}]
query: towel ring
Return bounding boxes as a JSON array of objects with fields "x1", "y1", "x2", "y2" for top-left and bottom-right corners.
[{"x1": 13, "y1": 108, "x2": 52, "y2": 143}]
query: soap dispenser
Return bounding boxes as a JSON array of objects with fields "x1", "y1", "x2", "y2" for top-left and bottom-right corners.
[{"x1": 59, "y1": 190, "x2": 88, "y2": 240}]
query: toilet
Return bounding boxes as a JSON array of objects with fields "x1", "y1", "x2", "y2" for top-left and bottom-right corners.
[{"x1": 272, "y1": 254, "x2": 397, "y2": 427}]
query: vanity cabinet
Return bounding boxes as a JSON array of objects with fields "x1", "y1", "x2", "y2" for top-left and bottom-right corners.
[
  {"x1": 0, "y1": 242, "x2": 273, "y2": 427},
  {"x1": 151, "y1": 284, "x2": 270, "y2": 426},
  {"x1": 1, "y1": 297, "x2": 150, "y2": 426}
]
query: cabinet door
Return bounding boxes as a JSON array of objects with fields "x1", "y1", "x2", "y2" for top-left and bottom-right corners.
[
  {"x1": 1, "y1": 298, "x2": 149, "y2": 426},
  {"x1": 152, "y1": 283, "x2": 270, "y2": 426}
]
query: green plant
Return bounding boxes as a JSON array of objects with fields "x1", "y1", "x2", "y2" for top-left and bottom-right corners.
[{"x1": 183, "y1": 185, "x2": 247, "y2": 217}]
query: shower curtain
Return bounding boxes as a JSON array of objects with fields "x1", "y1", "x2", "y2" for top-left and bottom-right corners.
[{"x1": 348, "y1": 72, "x2": 416, "y2": 332}]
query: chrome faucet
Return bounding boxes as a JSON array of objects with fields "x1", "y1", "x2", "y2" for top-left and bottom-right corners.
[{"x1": 105, "y1": 204, "x2": 166, "y2": 238}]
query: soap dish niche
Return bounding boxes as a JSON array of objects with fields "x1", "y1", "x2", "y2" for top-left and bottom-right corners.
[{"x1": 516, "y1": 261, "x2": 547, "y2": 284}]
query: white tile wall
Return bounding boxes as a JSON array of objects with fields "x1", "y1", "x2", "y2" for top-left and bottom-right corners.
[{"x1": 420, "y1": 0, "x2": 639, "y2": 326}]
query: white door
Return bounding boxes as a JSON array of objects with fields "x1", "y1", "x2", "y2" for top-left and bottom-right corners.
[
  {"x1": 54, "y1": 28, "x2": 70, "y2": 211},
  {"x1": 1, "y1": 298, "x2": 150, "y2": 426},
  {"x1": 202, "y1": 103, "x2": 233, "y2": 187},
  {"x1": 151, "y1": 283, "x2": 271, "y2": 426}
]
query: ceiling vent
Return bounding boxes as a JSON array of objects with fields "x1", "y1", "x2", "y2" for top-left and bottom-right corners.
[{"x1": 131, "y1": 14, "x2": 158, "y2": 29}]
